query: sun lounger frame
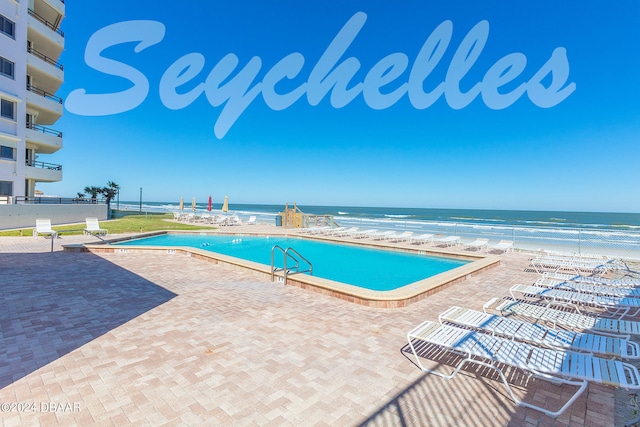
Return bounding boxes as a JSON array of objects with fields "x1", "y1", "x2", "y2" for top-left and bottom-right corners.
[
  {"x1": 407, "y1": 320, "x2": 640, "y2": 418},
  {"x1": 483, "y1": 297, "x2": 640, "y2": 338},
  {"x1": 542, "y1": 272, "x2": 640, "y2": 289},
  {"x1": 529, "y1": 256, "x2": 625, "y2": 275},
  {"x1": 535, "y1": 277, "x2": 640, "y2": 299},
  {"x1": 438, "y1": 306, "x2": 639, "y2": 359},
  {"x1": 510, "y1": 284, "x2": 640, "y2": 320}
]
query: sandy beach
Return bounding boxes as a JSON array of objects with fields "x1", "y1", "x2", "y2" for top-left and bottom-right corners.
[{"x1": 1, "y1": 224, "x2": 638, "y2": 426}]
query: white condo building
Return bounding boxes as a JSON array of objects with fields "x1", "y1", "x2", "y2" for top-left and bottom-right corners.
[{"x1": 0, "y1": 0, "x2": 64, "y2": 202}]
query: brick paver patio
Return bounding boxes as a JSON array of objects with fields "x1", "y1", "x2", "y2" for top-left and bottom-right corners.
[{"x1": 0, "y1": 232, "x2": 619, "y2": 426}]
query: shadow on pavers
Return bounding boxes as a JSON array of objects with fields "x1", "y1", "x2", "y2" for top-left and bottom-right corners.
[{"x1": 0, "y1": 251, "x2": 176, "y2": 388}]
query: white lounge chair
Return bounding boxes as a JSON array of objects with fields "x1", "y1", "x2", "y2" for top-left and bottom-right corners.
[
  {"x1": 33, "y1": 218, "x2": 58, "y2": 239},
  {"x1": 484, "y1": 297, "x2": 640, "y2": 338},
  {"x1": 542, "y1": 272, "x2": 640, "y2": 289},
  {"x1": 407, "y1": 320, "x2": 640, "y2": 418},
  {"x1": 334, "y1": 227, "x2": 359, "y2": 237},
  {"x1": 246, "y1": 215, "x2": 257, "y2": 225},
  {"x1": 408, "y1": 233, "x2": 434, "y2": 245},
  {"x1": 84, "y1": 217, "x2": 108, "y2": 236},
  {"x1": 529, "y1": 256, "x2": 624, "y2": 275},
  {"x1": 535, "y1": 277, "x2": 640, "y2": 299},
  {"x1": 308, "y1": 226, "x2": 331, "y2": 235},
  {"x1": 465, "y1": 238, "x2": 489, "y2": 251},
  {"x1": 439, "y1": 306, "x2": 639, "y2": 359},
  {"x1": 510, "y1": 283, "x2": 640, "y2": 319},
  {"x1": 370, "y1": 230, "x2": 396, "y2": 240},
  {"x1": 432, "y1": 235, "x2": 460, "y2": 247},
  {"x1": 326, "y1": 227, "x2": 348, "y2": 236},
  {"x1": 489, "y1": 240, "x2": 513, "y2": 253},
  {"x1": 389, "y1": 231, "x2": 413, "y2": 242},
  {"x1": 540, "y1": 251, "x2": 610, "y2": 262},
  {"x1": 354, "y1": 229, "x2": 378, "y2": 238}
]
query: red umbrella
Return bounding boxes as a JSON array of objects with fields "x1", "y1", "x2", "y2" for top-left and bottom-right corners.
[{"x1": 207, "y1": 195, "x2": 212, "y2": 212}]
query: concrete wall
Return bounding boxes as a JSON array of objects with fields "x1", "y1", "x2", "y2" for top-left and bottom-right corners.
[{"x1": 0, "y1": 204, "x2": 108, "y2": 229}]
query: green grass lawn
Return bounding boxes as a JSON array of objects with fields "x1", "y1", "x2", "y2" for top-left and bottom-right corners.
[{"x1": 0, "y1": 213, "x2": 213, "y2": 236}]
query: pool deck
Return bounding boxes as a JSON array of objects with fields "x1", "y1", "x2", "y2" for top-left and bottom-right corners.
[{"x1": 0, "y1": 227, "x2": 622, "y2": 426}]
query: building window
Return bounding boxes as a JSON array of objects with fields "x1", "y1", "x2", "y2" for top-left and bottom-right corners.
[
  {"x1": 0, "y1": 15, "x2": 15, "y2": 39},
  {"x1": 0, "y1": 145, "x2": 14, "y2": 159},
  {"x1": 0, "y1": 56, "x2": 14, "y2": 79},
  {"x1": 1, "y1": 99, "x2": 15, "y2": 120},
  {"x1": 0, "y1": 181, "x2": 12, "y2": 196}
]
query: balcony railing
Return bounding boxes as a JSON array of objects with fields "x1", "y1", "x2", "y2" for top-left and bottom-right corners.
[
  {"x1": 27, "y1": 84, "x2": 63, "y2": 104},
  {"x1": 26, "y1": 122, "x2": 63, "y2": 138},
  {"x1": 14, "y1": 196, "x2": 103, "y2": 205},
  {"x1": 28, "y1": 46, "x2": 64, "y2": 70},
  {"x1": 28, "y1": 9, "x2": 64, "y2": 37},
  {"x1": 25, "y1": 159, "x2": 62, "y2": 171}
]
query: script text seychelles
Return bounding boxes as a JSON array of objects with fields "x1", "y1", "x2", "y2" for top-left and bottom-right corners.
[{"x1": 65, "y1": 12, "x2": 576, "y2": 139}]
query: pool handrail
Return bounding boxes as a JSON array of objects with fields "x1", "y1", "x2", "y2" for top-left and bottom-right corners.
[{"x1": 271, "y1": 245, "x2": 313, "y2": 284}]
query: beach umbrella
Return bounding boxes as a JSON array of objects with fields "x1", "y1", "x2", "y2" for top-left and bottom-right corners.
[
  {"x1": 222, "y1": 195, "x2": 229, "y2": 214},
  {"x1": 192, "y1": 197, "x2": 197, "y2": 212},
  {"x1": 178, "y1": 197, "x2": 184, "y2": 211},
  {"x1": 207, "y1": 195, "x2": 212, "y2": 212}
]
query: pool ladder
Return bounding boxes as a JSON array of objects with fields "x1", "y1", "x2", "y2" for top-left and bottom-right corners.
[{"x1": 271, "y1": 245, "x2": 313, "y2": 284}]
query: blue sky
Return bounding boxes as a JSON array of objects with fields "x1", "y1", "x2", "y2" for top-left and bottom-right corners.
[{"x1": 42, "y1": 1, "x2": 640, "y2": 212}]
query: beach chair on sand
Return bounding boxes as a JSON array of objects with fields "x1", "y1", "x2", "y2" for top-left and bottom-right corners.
[
  {"x1": 33, "y1": 218, "x2": 58, "y2": 238},
  {"x1": 483, "y1": 297, "x2": 640, "y2": 337},
  {"x1": 246, "y1": 215, "x2": 257, "y2": 225},
  {"x1": 510, "y1": 283, "x2": 640, "y2": 319},
  {"x1": 438, "y1": 306, "x2": 639, "y2": 359},
  {"x1": 84, "y1": 217, "x2": 108, "y2": 236},
  {"x1": 407, "y1": 320, "x2": 640, "y2": 418}
]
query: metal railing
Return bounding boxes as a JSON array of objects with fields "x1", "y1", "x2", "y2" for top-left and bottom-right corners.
[
  {"x1": 271, "y1": 245, "x2": 313, "y2": 283},
  {"x1": 27, "y1": 9, "x2": 64, "y2": 37},
  {"x1": 334, "y1": 217, "x2": 640, "y2": 260},
  {"x1": 27, "y1": 84, "x2": 63, "y2": 103},
  {"x1": 13, "y1": 196, "x2": 105, "y2": 205},
  {"x1": 25, "y1": 159, "x2": 62, "y2": 171},
  {"x1": 26, "y1": 122, "x2": 63, "y2": 137},
  {"x1": 27, "y1": 46, "x2": 64, "y2": 70}
]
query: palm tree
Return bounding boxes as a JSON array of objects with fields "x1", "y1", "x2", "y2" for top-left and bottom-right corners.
[
  {"x1": 84, "y1": 186, "x2": 102, "y2": 203},
  {"x1": 100, "y1": 181, "x2": 119, "y2": 218}
]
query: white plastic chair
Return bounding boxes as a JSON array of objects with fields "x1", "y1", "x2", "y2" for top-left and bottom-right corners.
[{"x1": 33, "y1": 218, "x2": 58, "y2": 239}]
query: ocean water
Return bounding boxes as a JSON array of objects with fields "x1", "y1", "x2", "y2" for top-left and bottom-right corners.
[
  {"x1": 119, "y1": 202, "x2": 640, "y2": 229},
  {"x1": 116, "y1": 202, "x2": 640, "y2": 257}
]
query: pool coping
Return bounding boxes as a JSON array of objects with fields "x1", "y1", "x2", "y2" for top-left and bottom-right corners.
[{"x1": 64, "y1": 230, "x2": 501, "y2": 308}]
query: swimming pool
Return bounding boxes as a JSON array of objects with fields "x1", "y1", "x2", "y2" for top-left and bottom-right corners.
[{"x1": 116, "y1": 234, "x2": 469, "y2": 291}]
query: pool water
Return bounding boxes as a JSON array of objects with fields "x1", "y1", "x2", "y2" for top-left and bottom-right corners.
[{"x1": 116, "y1": 234, "x2": 469, "y2": 291}]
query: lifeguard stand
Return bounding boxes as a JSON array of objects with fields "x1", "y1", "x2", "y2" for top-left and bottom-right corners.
[
  {"x1": 279, "y1": 203, "x2": 304, "y2": 228},
  {"x1": 278, "y1": 203, "x2": 334, "y2": 228}
]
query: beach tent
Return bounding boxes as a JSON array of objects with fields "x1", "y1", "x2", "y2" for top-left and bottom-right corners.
[
  {"x1": 178, "y1": 197, "x2": 184, "y2": 211},
  {"x1": 191, "y1": 197, "x2": 197, "y2": 212},
  {"x1": 207, "y1": 195, "x2": 212, "y2": 212},
  {"x1": 222, "y1": 196, "x2": 229, "y2": 214}
]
